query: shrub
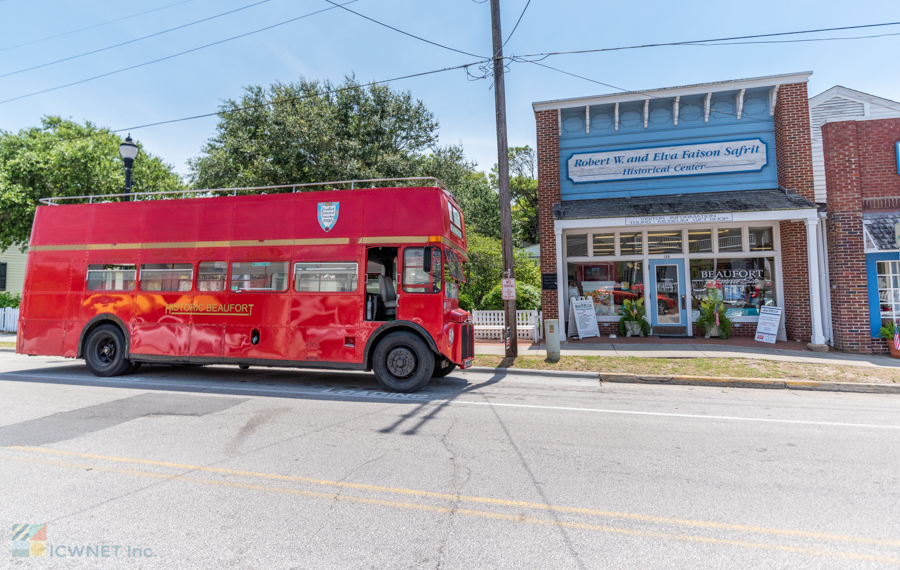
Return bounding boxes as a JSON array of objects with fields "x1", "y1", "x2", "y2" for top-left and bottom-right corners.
[
  {"x1": 0, "y1": 292, "x2": 21, "y2": 309},
  {"x1": 695, "y1": 289, "x2": 733, "y2": 338},
  {"x1": 480, "y1": 282, "x2": 541, "y2": 311},
  {"x1": 617, "y1": 297, "x2": 651, "y2": 337}
]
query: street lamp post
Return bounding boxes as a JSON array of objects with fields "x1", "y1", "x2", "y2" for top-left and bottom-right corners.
[{"x1": 118, "y1": 134, "x2": 138, "y2": 201}]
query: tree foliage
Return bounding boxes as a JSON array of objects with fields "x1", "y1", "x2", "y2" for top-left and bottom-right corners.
[
  {"x1": 490, "y1": 146, "x2": 538, "y2": 246},
  {"x1": 189, "y1": 76, "x2": 450, "y2": 189},
  {"x1": 0, "y1": 117, "x2": 184, "y2": 251},
  {"x1": 481, "y1": 282, "x2": 541, "y2": 311},
  {"x1": 461, "y1": 233, "x2": 540, "y2": 309}
]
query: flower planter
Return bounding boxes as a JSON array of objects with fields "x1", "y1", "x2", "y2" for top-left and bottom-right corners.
[
  {"x1": 889, "y1": 341, "x2": 900, "y2": 359},
  {"x1": 705, "y1": 325, "x2": 721, "y2": 339},
  {"x1": 624, "y1": 321, "x2": 643, "y2": 337}
]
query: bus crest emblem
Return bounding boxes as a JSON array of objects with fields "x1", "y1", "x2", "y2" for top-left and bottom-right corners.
[{"x1": 317, "y1": 202, "x2": 339, "y2": 232}]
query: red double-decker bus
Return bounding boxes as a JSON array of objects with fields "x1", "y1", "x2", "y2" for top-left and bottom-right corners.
[{"x1": 17, "y1": 178, "x2": 473, "y2": 392}]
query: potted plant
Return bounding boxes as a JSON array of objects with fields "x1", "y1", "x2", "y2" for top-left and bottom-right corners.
[
  {"x1": 878, "y1": 321, "x2": 900, "y2": 358},
  {"x1": 618, "y1": 298, "x2": 651, "y2": 337},
  {"x1": 696, "y1": 289, "x2": 733, "y2": 339}
]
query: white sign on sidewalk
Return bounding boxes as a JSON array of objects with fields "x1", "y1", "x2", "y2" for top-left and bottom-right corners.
[
  {"x1": 567, "y1": 296, "x2": 600, "y2": 339},
  {"x1": 501, "y1": 278, "x2": 516, "y2": 301},
  {"x1": 754, "y1": 306, "x2": 783, "y2": 344}
]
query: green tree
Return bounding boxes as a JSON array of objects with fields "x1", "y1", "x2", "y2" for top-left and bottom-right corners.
[
  {"x1": 189, "y1": 76, "x2": 452, "y2": 189},
  {"x1": 461, "y1": 233, "x2": 541, "y2": 309},
  {"x1": 0, "y1": 117, "x2": 184, "y2": 251},
  {"x1": 490, "y1": 146, "x2": 538, "y2": 246}
]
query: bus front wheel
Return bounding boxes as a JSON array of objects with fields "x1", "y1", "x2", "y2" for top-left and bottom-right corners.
[
  {"x1": 84, "y1": 324, "x2": 132, "y2": 377},
  {"x1": 373, "y1": 331, "x2": 434, "y2": 393}
]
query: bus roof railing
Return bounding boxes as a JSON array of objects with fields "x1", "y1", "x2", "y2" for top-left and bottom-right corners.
[{"x1": 38, "y1": 177, "x2": 455, "y2": 206}]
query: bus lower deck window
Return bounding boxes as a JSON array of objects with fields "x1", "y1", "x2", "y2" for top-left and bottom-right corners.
[
  {"x1": 87, "y1": 264, "x2": 136, "y2": 291},
  {"x1": 140, "y1": 263, "x2": 193, "y2": 292},
  {"x1": 294, "y1": 262, "x2": 358, "y2": 292},
  {"x1": 198, "y1": 262, "x2": 227, "y2": 291},
  {"x1": 403, "y1": 248, "x2": 442, "y2": 293},
  {"x1": 230, "y1": 262, "x2": 288, "y2": 292}
]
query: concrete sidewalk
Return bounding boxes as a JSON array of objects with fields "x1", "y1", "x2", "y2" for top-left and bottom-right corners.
[
  {"x1": 0, "y1": 333, "x2": 15, "y2": 342},
  {"x1": 476, "y1": 341, "x2": 900, "y2": 370}
]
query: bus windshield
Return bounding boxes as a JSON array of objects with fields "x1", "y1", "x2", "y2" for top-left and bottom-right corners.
[{"x1": 445, "y1": 249, "x2": 465, "y2": 282}]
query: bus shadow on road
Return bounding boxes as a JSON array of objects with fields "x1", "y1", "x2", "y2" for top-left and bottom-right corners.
[{"x1": 0, "y1": 363, "x2": 504, "y2": 410}]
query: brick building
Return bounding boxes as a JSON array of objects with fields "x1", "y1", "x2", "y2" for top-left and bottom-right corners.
[
  {"x1": 819, "y1": 90, "x2": 900, "y2": 353},
  {"x1": 533, "y1": 73, "x2": 827, "y2": 347}
]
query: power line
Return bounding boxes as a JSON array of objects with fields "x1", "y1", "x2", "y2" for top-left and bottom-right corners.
[
  {"x1": 513, "y1": 20, "x2": 900, "y2": 60},
  {"x1": 0, "y1": 0, "x2": 200, "y2": 53},
  {"x1": 0, "y1": 1, "x2": 359, "y2": 106},
  {"x1": 0, "y1": 0, "x2": 276, "y2": 79},
  {"x1": 322, "y1": 0, "x2": 486, "y2": 59},
  {"x1": 41, "y1": 58, "x2": 491, "y2": 143},
  {"x1": 501, "y1": 0, "x2": 531, "y2": 49}
]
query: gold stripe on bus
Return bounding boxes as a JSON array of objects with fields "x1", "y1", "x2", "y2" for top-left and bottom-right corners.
[
  {"x1": 31, "y1": 237, "x2": 350, "y2": 253},
  {"x1": 358, "y1": 236, "x2": 430, "y2": 244}
]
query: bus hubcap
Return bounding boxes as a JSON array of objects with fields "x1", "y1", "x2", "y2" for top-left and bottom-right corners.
[
  {"x1": 386, "y1": 347, "x2": 416, "y2": 379},
  {"x1": 97, "y1": 338, "x2": 116, "y2": 366}
]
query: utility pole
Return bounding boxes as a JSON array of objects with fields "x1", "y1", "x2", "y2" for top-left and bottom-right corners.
[{"x1": 490, "y1": 0, "x2": 517, "y2": 358}]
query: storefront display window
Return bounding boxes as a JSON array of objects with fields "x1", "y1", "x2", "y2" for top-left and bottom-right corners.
[
  {"x1": 619, "y1": 232, "x2": 643, "y2": 255},
  {"x1": 593, "y1": 233, "x2": 615, "y2": 256},
  {"x1": 718, "y1": 228, "x2": 743, "y2": 252},
  {"x1": 876, "y1": 261, "x2": 900, "y2": 318},
  {"x1": 648, "y1": 230, "x2": 682, "y2": 254},
  {"x1": 690, "y1": 258, "x2": 776, "y2": 319},
  {"x1": 568, "y1": 261, "x2": 644, "y2": 317},
  {"x1": 749, "y1": 227, "x2": 774, "y2": 251},
  {"x1": 688, "y1": 229, "x2": 713, "y2": 253},
  {"x1": 566, "y1": 234, "x2": 588, "y2": 257}
]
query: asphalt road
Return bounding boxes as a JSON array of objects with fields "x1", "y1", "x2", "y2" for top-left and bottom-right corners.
[{"x1": 1, "y1": 350, "x2": 899, "y2": 569}]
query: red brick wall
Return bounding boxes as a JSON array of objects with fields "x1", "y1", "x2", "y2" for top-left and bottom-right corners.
[
  {"x1": 823, "y1": 117, "x2": 900, "y2": 353},
  {"x1": 773, "y1": 83, "x2": 816, "y2": 342},
  {"x1": 536, "y1": 109, "x2": 561, "y2": 320}
]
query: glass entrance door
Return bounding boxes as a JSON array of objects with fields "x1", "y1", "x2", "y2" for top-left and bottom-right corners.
[{"x1": 648, "y1": 259, "x2": 686, "y2": 329}]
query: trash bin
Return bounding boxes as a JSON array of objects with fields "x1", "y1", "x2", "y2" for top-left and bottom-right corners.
[{"x1": 545, "y1": 319, "x2": 560, "y2": 361}]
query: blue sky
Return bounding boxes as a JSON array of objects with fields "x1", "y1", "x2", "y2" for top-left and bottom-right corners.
[{"x1": 1, "y1": 0, "x2": 898, "y2": 179}]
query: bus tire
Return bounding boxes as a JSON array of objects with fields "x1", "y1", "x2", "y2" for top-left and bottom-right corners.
[
  {"x1": 83, "y1": 324, "x2": 131, "y2": 377},
  {"x1": 372, "y1": 331, "x2": 434, "y2": 393},
  {"x1": 431, "y1": 357, "x2": 457, "y2": 378}
]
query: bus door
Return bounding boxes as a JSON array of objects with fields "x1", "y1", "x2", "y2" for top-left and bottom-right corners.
[
  {"x1": 398, "y1": 246, "x2": 443, "y2": 328},
  {"x1": 132, "y1": 263, "x2": 193, "y2": 358},
  {"x1": 223, "y1": 261, "x2": 291, "y2": 362},
  {"x1": 291, "y1": 260, "x2": 362, "y2": 364},
  {"x1": 190, "y1": 261, "x2": 229, "y2": 359}
]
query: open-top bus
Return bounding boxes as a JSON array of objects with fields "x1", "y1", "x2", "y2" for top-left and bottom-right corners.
[{"x1": 17, "y1": 178, "x2": 473, "y2": 392}]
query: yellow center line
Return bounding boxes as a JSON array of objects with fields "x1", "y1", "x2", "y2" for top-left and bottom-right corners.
[
  {"x1": 1, "y1": 453, "x2": 897, "y2": 565},
  {"x1": 7, "y1": 446, "x2": 900, "y2": 550}
]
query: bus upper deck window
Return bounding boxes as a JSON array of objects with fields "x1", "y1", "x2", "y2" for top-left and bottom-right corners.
[
  {"x1": 140, "y1": 263, "x2": 193, "y2": 292},
  {"x1": 87, "y1": 264, "x2": 136, "y2": 291},
  {"x1": 230, "y1": 262, "x2": 289, "y2": 292},
  {"x1": 403, "y1": 248, "x2": 441, "y2": 293},
  {"x1": 198, "y1": 262, "x2": 227, "y2": 292}
]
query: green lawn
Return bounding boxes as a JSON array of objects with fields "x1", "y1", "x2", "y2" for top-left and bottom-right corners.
[
  {"x1": 0, "y1": 342, "x2": 14, "y2": 349},
  {"x1": 473, "y1": 355, "x2": 900, "y2": 384}
]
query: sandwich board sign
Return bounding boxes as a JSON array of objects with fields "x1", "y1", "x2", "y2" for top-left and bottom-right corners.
[
  {"x1": 754, "y1": 306, "x2": 783, "y2": 344},
  {"x1": 567, "y1": 296, "x2": 600, "y2": 339}
]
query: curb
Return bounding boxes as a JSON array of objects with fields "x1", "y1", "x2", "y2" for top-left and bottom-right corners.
[
  {"x1": 465, "y1": 366, "x2": 598, "y2": 380},
  {"x1": 600, "y1": 373, "x2": 900, "y2": 394}
]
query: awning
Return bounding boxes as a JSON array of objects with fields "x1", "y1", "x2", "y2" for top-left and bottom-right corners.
[
  {"x1": 863, "y1": 212, "x2": 900, "y2": 251},
  {"x1": 553, "y1": 188, "x2": 818, "y2": 220}
]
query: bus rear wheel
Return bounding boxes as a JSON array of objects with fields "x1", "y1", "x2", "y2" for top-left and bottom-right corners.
[
  {"x1": 373, "y1": 331, "x2": 434, "y2": 393},
  {"x1": 84, "y1": 324, "x2": 131, "y2": 377}
]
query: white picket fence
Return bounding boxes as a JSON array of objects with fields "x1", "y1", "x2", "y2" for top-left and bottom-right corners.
[
  {"x1": 472, "y1": 310, "x2": 542, "y2": 342},
  {"x1": 0, "y1": 307, "x2": 19, "y2": 333}
]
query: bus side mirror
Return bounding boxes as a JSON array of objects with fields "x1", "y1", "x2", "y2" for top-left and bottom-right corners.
[{"x1": 423, "y1": 247, "x2": 432, "y2": 274}]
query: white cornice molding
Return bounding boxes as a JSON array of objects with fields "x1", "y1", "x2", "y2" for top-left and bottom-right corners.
[{"x1": 532, "y1": 71, "x2": 812, "y2": 112}]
